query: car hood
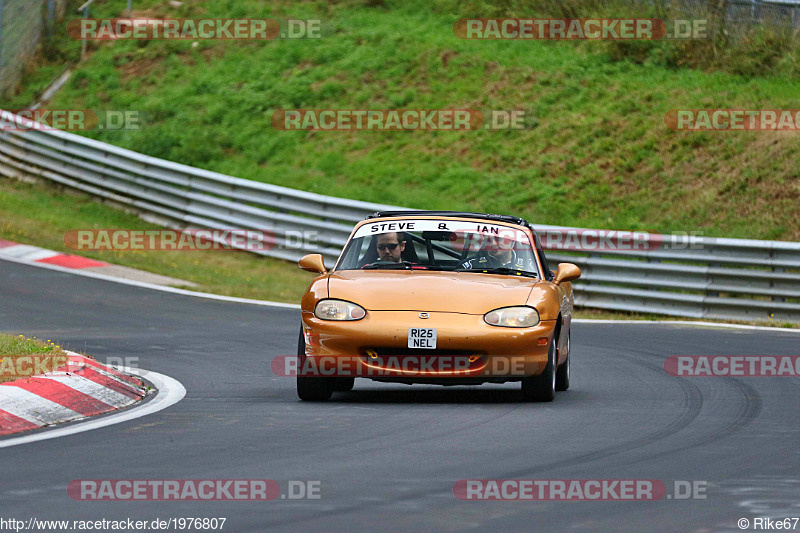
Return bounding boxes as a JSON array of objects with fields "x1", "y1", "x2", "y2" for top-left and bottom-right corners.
[{"x1": 327, "y1": 270, "x2": 538, "y2": 314}]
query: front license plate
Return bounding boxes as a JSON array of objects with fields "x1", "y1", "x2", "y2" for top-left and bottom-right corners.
[{"x1": 408, "y1": 328, "x2": 437, "y2": 349}]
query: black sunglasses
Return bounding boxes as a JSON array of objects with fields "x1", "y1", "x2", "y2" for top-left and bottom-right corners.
[{"x1": 377, "y1": 243, "x2": 400, "y2": 251}]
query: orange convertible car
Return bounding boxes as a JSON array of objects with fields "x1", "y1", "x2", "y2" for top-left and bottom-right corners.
[{"x1": 296, "y1": 211, "x2": 581, "y2": 401}]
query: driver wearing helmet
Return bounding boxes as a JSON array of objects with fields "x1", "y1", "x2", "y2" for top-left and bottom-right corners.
[{"x1": 461, "y1": 234, "x2": 536, "y2": 271}]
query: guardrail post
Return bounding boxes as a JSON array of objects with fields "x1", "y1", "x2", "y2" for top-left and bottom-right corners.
[
  {"x1": 706, "y1": 262, "x2": 720, "y2": 298},
  {"x1": 77, "y1": 0, "x2": 94, "y2": 61},
  {"x1": 0, "y1": 0, "x2": 5, "y2": 81},
  {"x1": 81, "y1": 6, "x2": 88, "y2": 60},
  {"x1": 773, "y1": 266, "x2": 785, "y2": 302},
  {"x1": 47, "y1": 0, "x2": 55, "y2": 32}
]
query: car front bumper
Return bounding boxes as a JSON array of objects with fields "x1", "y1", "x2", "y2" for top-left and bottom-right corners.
[{"x1": 301, "y1": 310, "x2": 556, "y2": 380}]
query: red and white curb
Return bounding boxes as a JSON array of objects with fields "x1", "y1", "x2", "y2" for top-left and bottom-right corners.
[
  {"x1": 0, "y1": 238, "x2": 108, "y2": 269},
  {"x1": 0, "y1": 351, "x2": 148, "y2": 436}
]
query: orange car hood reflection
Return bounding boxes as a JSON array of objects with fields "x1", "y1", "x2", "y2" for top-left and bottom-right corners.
[{"x1": 328, "y1": 270, "x2": 538, "y2": 313}]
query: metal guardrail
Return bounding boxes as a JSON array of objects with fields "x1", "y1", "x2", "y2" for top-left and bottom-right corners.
[
  {"x1": 1, "y1": 109, "x2": 799, "y2": 323},
  {"x1": 675, "y1": 0, "x2": 800, "y2": 30},
  {"x1": 640, "y1": 0, "x2": 800, "y2": 32}
]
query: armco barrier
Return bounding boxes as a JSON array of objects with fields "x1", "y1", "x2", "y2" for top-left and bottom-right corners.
[{"x1": 1, "y1": 109, "x2": 798, "y2": 322}]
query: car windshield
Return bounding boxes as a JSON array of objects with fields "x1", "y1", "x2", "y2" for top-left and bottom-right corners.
[{"x1": 335, "y1": 219, "x2": 540, "y2": 278}]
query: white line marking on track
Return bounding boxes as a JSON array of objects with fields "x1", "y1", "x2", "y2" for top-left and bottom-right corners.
[
  {"x1": 573, "y1": 319, "x2": 800, "y2": 333},
  {"x1": 0, "y1": 255, "x2": 299, "y2": 309}
]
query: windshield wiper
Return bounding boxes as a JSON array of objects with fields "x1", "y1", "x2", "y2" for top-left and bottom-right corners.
[{"x1": 453, "y1": 267, "x2": 538, "y2": 278}]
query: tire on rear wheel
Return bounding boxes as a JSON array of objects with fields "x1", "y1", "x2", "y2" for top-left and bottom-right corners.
[
  {"x1": 555, "y1": 332, "x2": 570, "y2": 391},
  {"x1": 521, "y1": 338, "x2": 557, "y2": 402},
  {"x1": 296, "y1": 327, "x2": 333, "y2": 401}
]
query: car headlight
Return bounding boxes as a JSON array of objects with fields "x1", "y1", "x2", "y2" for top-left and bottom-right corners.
[
  {"x1": 484, "y1": 306, "x2": 540, "y2": 328},
  {"x1": 314, "y1": 299, "x2": 366, "y2": 321}
]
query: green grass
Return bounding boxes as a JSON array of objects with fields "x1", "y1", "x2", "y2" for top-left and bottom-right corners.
[
  {"x1": 0, "y1": 333, "x2": 67, "y2": 383},
  {"x1": 4, "y1": 0, "x2": 796, "y2": 241},
  {"x1": 0, "y1": 333, "x2": 64, "y2": 355},
  {"x1": 0, "y1": 179, "x2": 314, "y2": 302}
]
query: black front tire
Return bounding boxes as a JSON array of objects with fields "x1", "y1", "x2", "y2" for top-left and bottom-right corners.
[
  {"x1": 296, "y1": 327, "x2": 333, "y2": 401},
  {"x1": 297, "y1": 376, "x2": 333, "y2": 401},
  {"x1": 521, "y1": 338, "x2": 556, "y2": 402}
]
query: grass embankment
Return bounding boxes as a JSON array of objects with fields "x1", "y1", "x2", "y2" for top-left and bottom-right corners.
[
  {"x1": 0, "y1": 333, "x2": 67, "y2": 383},
  {"x1": 4, "y1": 0, "x2": 796, "y2": 239},
  {"x1": 0, "y1": 0, "x2": 797, "y2": 326}
]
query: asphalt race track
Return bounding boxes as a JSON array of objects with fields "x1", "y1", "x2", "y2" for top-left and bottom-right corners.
[{"x1": 2, "y1": 258, "x2": 799, "y2": 532}]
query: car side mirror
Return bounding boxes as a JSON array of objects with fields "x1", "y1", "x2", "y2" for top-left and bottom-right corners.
[
  {"x1": 298, "y1": 254, "x2": 327, "y2": 274},
  {"x1": 554, "y1": 263, "x2": 581, "y2": 285}
]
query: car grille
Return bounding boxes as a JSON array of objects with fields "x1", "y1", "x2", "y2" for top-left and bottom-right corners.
[{"x1": 360, "y1": 348, "x2": 486, "y2": 372}]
